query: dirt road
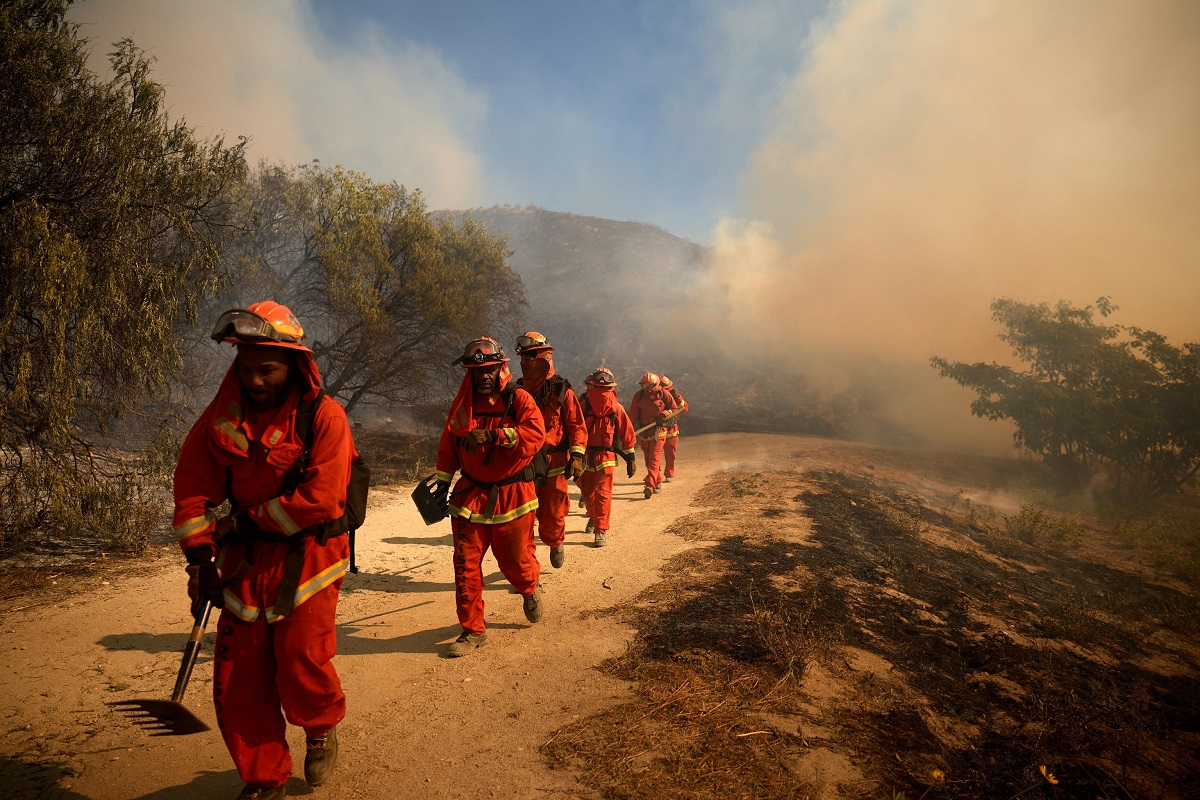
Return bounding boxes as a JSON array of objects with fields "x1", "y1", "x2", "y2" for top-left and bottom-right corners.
[{"x1": 1, "y1": 432, "x2": 819, "y2": 800}]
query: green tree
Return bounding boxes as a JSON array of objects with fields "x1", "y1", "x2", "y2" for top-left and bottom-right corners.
[
  {"x1": 0, "y1": 1, "x2": 248, "y2": 554},
  {"x1": 932, "y1": 297, "x2": 1200, "y2": 499},
  {"x1": 221, "y1": 163, "x2": 523, "y2": 414}
]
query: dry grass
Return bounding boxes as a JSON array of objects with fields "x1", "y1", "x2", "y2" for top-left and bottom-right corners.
[{"x1": 543, "y1": 461, "x2": 1200, "y2": 800}]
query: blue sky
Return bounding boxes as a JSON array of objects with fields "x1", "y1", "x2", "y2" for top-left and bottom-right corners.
[{"x1": 71, "y1": 0, "x2": 822, "y2": 243}]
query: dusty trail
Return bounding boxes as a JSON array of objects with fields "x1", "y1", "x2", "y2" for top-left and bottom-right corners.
[{"x1": 1, "y1": 432, "x2": 833, "y2": 800}]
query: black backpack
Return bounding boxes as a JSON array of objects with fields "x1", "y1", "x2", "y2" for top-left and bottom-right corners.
[{"x1": 288, "y1": 390, "x2": 370, "y2": 572}]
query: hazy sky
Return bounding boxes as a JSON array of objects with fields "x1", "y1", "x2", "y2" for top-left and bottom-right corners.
[
  {"x1": 68, "y1": 0, "x2": 822, "y2": 244},
  {"x1": 67, "y1": 1, "x2": 1200, "y2": 451}
]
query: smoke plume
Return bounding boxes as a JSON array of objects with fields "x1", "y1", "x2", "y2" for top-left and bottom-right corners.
[{"x1": 693, "y1": 0, "x2": 1200, "y2": 452}]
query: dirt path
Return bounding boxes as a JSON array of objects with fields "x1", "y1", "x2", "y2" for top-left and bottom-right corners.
[{"x1": 1, "y1": 432, "x2": 828, "y2": 800}]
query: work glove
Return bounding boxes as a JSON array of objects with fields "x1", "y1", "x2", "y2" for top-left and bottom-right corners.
[
  {"x1": 464, "y1": 427, "x2": 496, "y2": 452},
  {"x1": 184, "y1": 547, "x2": 224, "y2": 618},
  {"x1": 623, "y1": 453, "x2": 636, "y2": 478},
  {"x1": 656, "y1": 411, "x2": 669, "y2": 424},
  {"x1": 568, "y1": 454, "x2": 584, "y2": 480}
]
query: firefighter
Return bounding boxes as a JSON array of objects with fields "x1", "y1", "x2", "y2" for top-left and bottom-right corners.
[
  {"x1": 435, "y1": 337, "x2": 547, "y2": 657},
  {"x1": 659, "y1": 375, "x2": 688, "y2": 482},
  {"x1": 627, "y1": 372, "x2": 678, "y2": 499},
  {"x1": 579, "y1": 368, "x2": 637, "y2": 547},
  {"x1": 174, "y1": 302, "x2": 355, "y2": 800},
  {"x1": 515, "y1": 332, "x2": 586, "y2": 568}
]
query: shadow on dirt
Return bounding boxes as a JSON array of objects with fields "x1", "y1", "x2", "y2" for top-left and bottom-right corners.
[
  {"x1": 543, "y1": 466, "x2": 1200, "y2": 800},
  {"x1": 0, "y1": 754, "x2": 92, "y2": 800}
]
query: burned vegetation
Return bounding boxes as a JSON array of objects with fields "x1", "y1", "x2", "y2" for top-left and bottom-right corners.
[{"x1": 542, "y1": 463, "x2": 1200, "y2": 799}]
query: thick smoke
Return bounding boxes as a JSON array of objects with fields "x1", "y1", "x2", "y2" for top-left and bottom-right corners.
[
  {"x1": 689, "y1": 0, "x2": 1200, "y2": 453},
  {"x1": 68, "y1": 0, "x2": 487, "y2": 208}
]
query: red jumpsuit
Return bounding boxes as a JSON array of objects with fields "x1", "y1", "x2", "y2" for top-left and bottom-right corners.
[
  {"x1": 663, "y1": 387, "x2": 688, "y2": 479},
  {"x1": 435, "y1": 380, "x2": 546, "y2": 635},
  {"x1": 628, "y1": 387, "x2": 678, "y2": 491},
  {"x1": 580, "y1": 387, "x2": 637, "y2": 534},
  {"x1": 173, "y1": 353, "x2": 356, "y2": 790},
  {"x1": 518, "y1": 375, "x2": 586, "y2": 548}
]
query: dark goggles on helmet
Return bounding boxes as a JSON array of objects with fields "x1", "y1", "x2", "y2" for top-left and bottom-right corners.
[
  {"x1": 451, "y1": 338, "x2": 507, "y2": 367},
  {"x1": 515, "y1": 334, "x2": 550, "y2": 354},
  {"x1": 210, "y1": 309, "x2": 304, "y2": 345}
]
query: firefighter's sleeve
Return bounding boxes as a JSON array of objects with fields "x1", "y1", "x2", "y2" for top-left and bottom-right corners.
[
  {"x1": 242, "y1": 400, "x2": 354, "y2": 537},
  {"x1": 616, "y1": 406, "x2": 638, "y2": 457},
  {"x1": 172, "y1": 415, "x2": 226, "y2": 557},
  {"x1": 508, "y1": 391, "x2": 547, "y2": 460},
  {"x1": 562, "y1": 390, "x2": 587, "y2": 457},
  {"x1": 434, "y1": 423, "x2": 461, "y2": 484}
]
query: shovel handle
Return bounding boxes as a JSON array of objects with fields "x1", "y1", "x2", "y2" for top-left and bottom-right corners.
[{"x1": 170, "y1": 601, "x2": 213, "y2": 703}]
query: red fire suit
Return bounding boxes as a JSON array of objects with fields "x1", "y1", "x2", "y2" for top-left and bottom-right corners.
[
  {"x1": 436, "y1": 375, "x2": 546, "y2": 635},
  {"x1": 518, "y1": 374, "x2": 586, "y2": 549},
  {"x1": 663, "y1": 387, "x2": 688, "y2": 479},
  {"x1": 628, "y1": 386, "x2": 678, "y2": 491},
  {"x1": 173, "y1": 352, "x2": 355, "y2": 790},
  {"x1": 580, "y1": 387, "x2": 637, "y2": 533}
]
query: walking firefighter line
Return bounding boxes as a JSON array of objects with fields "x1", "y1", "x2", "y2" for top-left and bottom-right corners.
[{"x1": 108, "y1": 306, "x2": 687, "y2": 800}]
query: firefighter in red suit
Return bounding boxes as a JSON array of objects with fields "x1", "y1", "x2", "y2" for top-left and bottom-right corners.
[
  {"x1": 659, "y1": 375, "x2": 688, "y2": 482},
  {"x1": 514, "y1": 332, "x2": 586, "y2": 569},
  {"x1": 627, "y1": 372, "x2": 678, "y2": 499},
  {"x1": 435, "y1": 337, "x2": 547, "y2": 657},
  {"x1": 173, "y1": 302, "x2": 355, "y2": 800},
  {"x1": 579, "y1": 368, "x2": 637, "y2": 547}
]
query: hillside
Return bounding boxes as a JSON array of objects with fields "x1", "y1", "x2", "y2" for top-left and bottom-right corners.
[{"x1": 443, "y1": 206, "x2": 708, "y2": 380}]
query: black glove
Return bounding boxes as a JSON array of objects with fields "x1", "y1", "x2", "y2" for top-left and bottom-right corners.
[
  {"x1": 622, "y1": 453, "x2": 636, "y2": 478},
  {"x1": 435, "y1": 481, "x2": 451, "y2": 516},
  {"x1": 185, "y1": 548, "x2": 225, "y2": 618}
]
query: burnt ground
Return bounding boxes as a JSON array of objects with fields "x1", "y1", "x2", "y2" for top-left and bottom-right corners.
[{"x1": 542, "y1": 465, "x2": 1200, "y2": 799}]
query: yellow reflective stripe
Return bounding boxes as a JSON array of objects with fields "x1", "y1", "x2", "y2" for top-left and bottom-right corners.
[
  {"x1": 448, "y1": 498, "x2": 538, "y2": 525},
  {"x1": 174, "y1": 515, "x2": 212, "y2": 541},
  {"x1": 546, "y1": 465, "x2": 566, "y2": 477},
  {"x1": 435, "y1": 470, "x2": 454, "y2": 483},
  {"x1": 666, "y1": 431, "x2": 680, "y2": 439},
  {"x1": 222, "y1": 590, "x2": 260, "y2": 622},
  {"x1": 569, "y1": 445, "x2": 585, "y2": 455},
  {"x1": 498, "y1": 427, "x2": 518, "y2": 448},
  {"x1": 619, "y1": 446, "x2": 635, "y2": 456},
  {"x1": 265, "y1": 498, "x2": 300, "y2": 535},
  {"x1": 213, "y1": 418, "x2": 249, "y2": 452},
  {"x1": 266, "y1": 559, "x2": 349, "y2": 623},
  {"x1": 584, "y1": 460, "x2": 617, "y2": 472}
]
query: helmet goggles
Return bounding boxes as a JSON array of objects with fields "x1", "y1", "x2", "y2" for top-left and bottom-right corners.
[
  {"x1": 211, "y1": 308, "x2": 305, "y2": 345},
  {"x1": 515, "y1": 332, "x2": 552, "y2": 355},
  {"x1": 451, "y1": 337, "x2": 508, "y2": 367}
]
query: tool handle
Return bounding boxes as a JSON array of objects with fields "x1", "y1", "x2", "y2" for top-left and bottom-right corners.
[{"x1": 170, "y1": 601, "x2": 213, "y2": 703}]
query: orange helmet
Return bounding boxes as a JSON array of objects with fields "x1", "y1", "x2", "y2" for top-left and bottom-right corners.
[
  {"x1": 451, "y1": 336, "x2": 508, "y2": 367},
  {"x1": 639, "y1": 372, "x2": 660, "y2": 388},
  {"x1": 586, "y1": 367, "x2": 617, "y2": 388},
  {"x1": 515, "y1": 331, "x2": 553, "y2": 356},
  {"x1": 659, "y1": 375, "x2": 673, "y2": 388},
  {"x1": 211, "y1": 301, "x2": 309, "y2": 350}
]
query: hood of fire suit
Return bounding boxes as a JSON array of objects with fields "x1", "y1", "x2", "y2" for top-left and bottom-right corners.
[
  {"x1": 204, "y1": 346, "x2": 323, "y2": 464},
  {"x1": 446, "y1": 362, "x2": 512, "y2": 438},
  {"x1": 584, "y1": 384, "x2": 620, "y2": 419},
  {"x1": 519, "y1": 350, "x2": 554, "y2": 394}
]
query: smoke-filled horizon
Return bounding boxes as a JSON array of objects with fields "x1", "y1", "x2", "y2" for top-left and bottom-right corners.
[
  {"x1": 682, "y1": 0, "x2": 1200, "y2": 453},
  {"x1": 63, "y1": 1, "x2": 1199, "y2": 455}
]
